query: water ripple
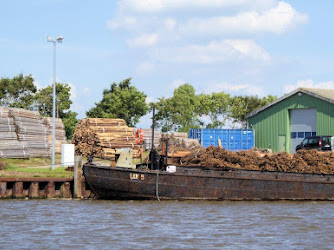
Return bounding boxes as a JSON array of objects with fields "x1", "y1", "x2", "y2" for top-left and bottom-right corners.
[{"x1": 0, "y1": 200, "x2": 334, "y2": 249}]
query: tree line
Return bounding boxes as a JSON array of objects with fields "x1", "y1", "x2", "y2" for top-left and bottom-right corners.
[
  {"x1": 86, "y1": 78, "x2": 277, "y2": 132},
  {"x1": 0, "y1": 74, "x2": 77, "y2": 138},
  {"x1": 0, "y1": 74, "x2": 277, "y2": 137}
]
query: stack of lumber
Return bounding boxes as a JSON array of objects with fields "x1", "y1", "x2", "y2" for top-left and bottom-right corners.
[
  {"x1": 10, "y1": 108, "x2": 50, "y2": 158},
  {"x1": 0, "y1": 141, "x2": 29, "y2": 159},
  {"x1": 162, "y1": 132, "x2": 188, "y2": 139},
  {"x1": 0, "y1": 107, "x2": 17, "y2": 141},
  {"x1": 72, "y1": 118, "x2": 140, "y2": 159},
  {"x1": 142, "y1": 129, "x2": 161, "y2": 150},
  {"x1": 161, "y1": 132, "x2": 201, "y2": 152},
  {"x1": 0, "y1": 107, "x2": 29, "y2": 159},
  {"x1": 43, "y1": 117, "x2": 68, "y2": 153},
  {"x1": 0, "y1": 107, "x2": 10, "y2": 117}
]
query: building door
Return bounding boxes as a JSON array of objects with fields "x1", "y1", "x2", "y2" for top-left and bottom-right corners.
[
  {"x1": 289, "y1": 108, "x2": 316, "y2": 153},
  {"x1": 278, "y1": 136, "x2": 286, "y2": 152}
]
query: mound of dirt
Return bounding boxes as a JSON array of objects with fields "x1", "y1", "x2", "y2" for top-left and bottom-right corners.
[{"x1": 181, "y1": 146, "x2": 334, "y2": 175}]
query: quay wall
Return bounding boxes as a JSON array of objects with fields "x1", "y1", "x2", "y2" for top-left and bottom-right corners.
[{"x1": 0, "y1": 177, "x2": 95, "y2": 199}]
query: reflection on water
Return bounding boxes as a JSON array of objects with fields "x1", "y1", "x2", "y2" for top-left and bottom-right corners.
[{"x1": 0, "y1": 200, "x2": 333, "y2": 249}]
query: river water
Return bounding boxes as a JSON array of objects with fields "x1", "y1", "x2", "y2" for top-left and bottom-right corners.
[{"x1": 0, "y1": 200, "x2": 333, "y2": 249}]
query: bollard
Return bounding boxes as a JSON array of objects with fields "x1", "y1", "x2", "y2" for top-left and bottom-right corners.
[{"x1": 74, "y1": 156, "x2": 83, "y2": 198}]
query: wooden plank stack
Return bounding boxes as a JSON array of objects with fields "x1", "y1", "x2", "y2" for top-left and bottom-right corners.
[
  {"x1": 161, "y1": 132, "x2": 201, "y2": 152},
  {"x1": 43, "y1": 117, "x2": 68, "y2": 153},
  {"x1": 142, "y1": 129, "x2": 161, "y2": 150},
  {"x1": 10, "y1": 108, "x2": 50, "y2": 158},
  {"x1": 72, "y1": 118, "x2": 141, "y2": 159},
  {"x1": 0, "y1": 107, "x2": 29, "y2": 159}
]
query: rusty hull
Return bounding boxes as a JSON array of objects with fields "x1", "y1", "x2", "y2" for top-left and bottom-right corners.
[{"x1": 83, "y1": 164, "x2": 334, "y2": 200}]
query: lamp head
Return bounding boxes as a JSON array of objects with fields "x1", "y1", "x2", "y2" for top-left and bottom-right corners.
[
  {"x1": 47, "y1": 36, "x2": 54, "y2": 42},
  {"x1": 56, "y1": 36, "x2": 63, "y2": 43}
]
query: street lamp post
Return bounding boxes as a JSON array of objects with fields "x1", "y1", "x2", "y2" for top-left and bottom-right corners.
[{"x1": 47, "y1": 35, "x2": 63, "y2": 170}]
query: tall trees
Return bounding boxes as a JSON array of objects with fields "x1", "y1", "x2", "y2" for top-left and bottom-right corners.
[
  {"x1": 0, "y1": 74, "x2": 78, "y2": 138},
  {"x1": 229, "y1": 95, "x2": 277, "y2": 128},
  {"x1": 153, "y1": 84, "x2": 276, "y2": 131},
  {"x1": 86, "y1": 78, "x2": 149, "y2": 127},
  {"x1": 154, "y1": 84, "x2": 231, "y2": 132},
  {"x1": 154, "y1": 84, "x2": 201, "y2": 132},
  {"x1": 198, "y1": 92, "x2": 230, "y2": 128},
  {"x1": 0, "y1": 74, "x2": 37, "y2": 108},
  {"x1": 34, "y1": 83, "x2": 78, "y2": 139}
]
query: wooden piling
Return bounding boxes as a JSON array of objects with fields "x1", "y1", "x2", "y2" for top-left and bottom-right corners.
[
  {"x1": 74, "y1": 156, "x2": 83, "y2": 198},
  {"x1": 44, "y1": 181, "x2": 55, "y2": 198},
  {"x1": 60, "y1": 182, "x2": 72, "y2": 198},
  {"x1": 0, "y1": 181, "x2": 6, "y2": 197},
  {"x1": 29, "y1": 182, "x2": 39, "y2": 198},
  {"x1": 13, "y1": 182, "x2": 23, "y2": 198}
]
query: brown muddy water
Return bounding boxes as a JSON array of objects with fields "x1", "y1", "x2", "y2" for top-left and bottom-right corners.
[{"x1": 0, "y1": 200, "x2": 333, "y2": 249}]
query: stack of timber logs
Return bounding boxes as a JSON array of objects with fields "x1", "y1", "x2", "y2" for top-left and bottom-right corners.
[
  {"x1": 161, "y1": 132, "x2": 201, "y2": 152},
  {"x1": 142, "y1": 129, "x2": 161, "y2": 150},
  {"x1": 72, "y1": 118, "x2": 141, "y2": 159},
  {"x1": 0, "y1": 141, "x2": 29, "y2": 159},
  {"x1": 43, "y1": 117, "x2": 68, "y2": 153},
  {"x1": 10, "y1": 108, "x2": 50, "y2": 158},
  {"x1": 0, "y1": 107, "x2": 29, "y2": 158}
]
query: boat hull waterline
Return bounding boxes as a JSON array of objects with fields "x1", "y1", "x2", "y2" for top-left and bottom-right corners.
[{"x1": 83, "y1": 164, "x2": 334, "y2": 200}]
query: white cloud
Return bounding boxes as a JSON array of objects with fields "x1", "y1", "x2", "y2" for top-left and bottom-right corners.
[
  {"x1": 179, "y1": 2, "x2": 308, "y2": 35},
  {"x1": 171, "y1": 79, "x2": 185, "y2": 88},
  {"x1": 165, "y1": 18, "x2": 176, "y2": 31},
  {"x1": 110, "y1": 1, "x2": 307, "y2": 37},
  {"x1": 68, "y1": 83, "x2": 77, "y2": 100},
  {"x1": 126, "y1": 33, "x2": 159, "y2": 48},
  {"x1": 135, "y1": 61, "x2": 155, "y2": 75},
  {"x1": 283, "y1": 79, "x2": 334, "y2": 93},
  {"x1": 207, "y1": 82, "x2": 266, "y2": 96},
  {"x1": 106, "y1": 16, "x2": 137, "y2": 30},
  {"x1": 83, "y1": 88, "x2": 90, "y2": 96},
  {"x1": 145, "y1": 96, "x2": 156, "y2": 104},
  {"x1": 33, "y1": 77, "x2": 43, "y2": 90},
  {"x1": 152, "y1": 39, "x2": 270, "y2": 63},
  {"x1": 118, "y1": 0, "x2": 276, "y2": 12}
]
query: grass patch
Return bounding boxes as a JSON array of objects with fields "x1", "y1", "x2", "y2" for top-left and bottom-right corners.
[
  {"x1": 1, "y1": 154, "x2": 62, "y2": 168},
  {"x1": 3, "y1": 165, "x2": 73, "y2": 178},
  {"x1": 0, "y1": 150, "x2": 152, "y2": 178},
  {"x1": 0, "y1": 155, "x2": 73, "y2": 178}
]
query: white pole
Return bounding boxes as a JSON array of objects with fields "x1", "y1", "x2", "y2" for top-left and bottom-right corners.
[
  {"x1": 51, "y1": 41, "x2": 56, "y2": 170},
  {"x1": 47, "y1": 36, "x2": 63, "y2": 170}
]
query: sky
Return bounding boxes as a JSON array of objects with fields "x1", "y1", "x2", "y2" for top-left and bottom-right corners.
[{"x1": 1, "y1": 0, "x2": 334, "y2": 128}]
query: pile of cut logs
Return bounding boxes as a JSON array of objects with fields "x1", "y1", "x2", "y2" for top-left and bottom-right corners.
[
  {"x1": 10, "y1": 108, "x2": 50, "y2": 158},
  {"x1": 161, "y1": 132, "x2": 201, "y2": 152},
  {"x1": 0, "y1": 106, "x2": 69, "y2": 159},
  {"x1": 72, "y1": 118, "x2": 141, "y2": 159},
  {"x1": 43, "y1": 117, "x2": 68, "y2": 153},
  {"x1": 0, "y1": 107, "x2": 29, "y2": 158},
  {"x1": 142, "y1": 129, "x2": 161, "y2": 149}
]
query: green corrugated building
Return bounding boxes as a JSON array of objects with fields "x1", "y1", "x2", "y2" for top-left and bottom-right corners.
[{"x1": 246, "y1": 88, "x2": 334, "y2": 153}]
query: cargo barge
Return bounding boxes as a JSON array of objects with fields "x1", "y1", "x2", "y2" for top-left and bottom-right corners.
[{"x1": 83, "y1": 164, "x2": 334, "y2": 200}]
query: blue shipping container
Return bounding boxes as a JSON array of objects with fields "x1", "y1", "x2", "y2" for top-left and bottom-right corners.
[{"x1": 189, "y1": 129, "x2": 255, "y2": 151}]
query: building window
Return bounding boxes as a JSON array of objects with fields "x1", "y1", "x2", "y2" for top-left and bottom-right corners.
[
  {"x1": 291, "y1": 132, "x2": 296, "y2": 139},
  {"x1": 298, "y1": 132, "x2": 304, "y2": 138}
]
